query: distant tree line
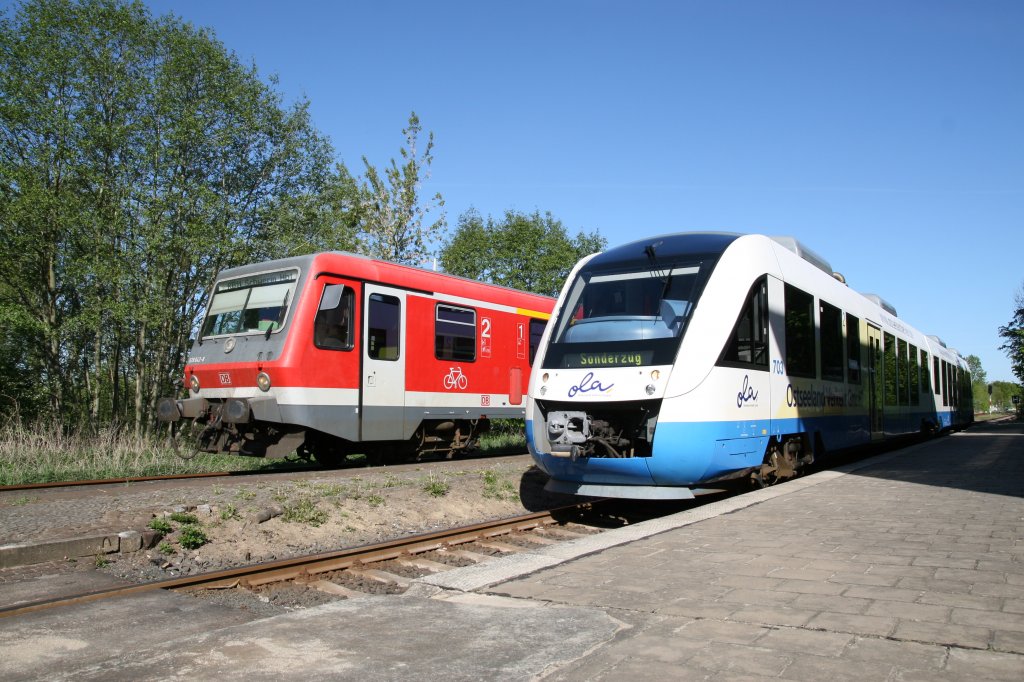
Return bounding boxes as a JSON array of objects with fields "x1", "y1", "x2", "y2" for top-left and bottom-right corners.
[
  {"x1": 0, "y1": 0, "x2": 606, "y2": 430},
  {"x1": 999, "y1": 286, "x2": 1024, "y2": 384}
]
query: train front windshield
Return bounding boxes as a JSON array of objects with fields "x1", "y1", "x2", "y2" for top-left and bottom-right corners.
[
  {"x1": 201, "y1": 269, "x2": 299, "y2": 338},
  {"x1": 543, "y1": 263, "x2": 707, "y2": 369}
]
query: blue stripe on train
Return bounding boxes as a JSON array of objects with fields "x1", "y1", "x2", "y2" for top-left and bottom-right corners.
[{"x1": 530, "y1": 409, "x2": 952, "y2": 488}]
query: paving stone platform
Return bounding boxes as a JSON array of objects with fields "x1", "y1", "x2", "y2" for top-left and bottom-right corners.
[{"x1": 1, "y1": 419, "x2": 1021, "y2": 680}]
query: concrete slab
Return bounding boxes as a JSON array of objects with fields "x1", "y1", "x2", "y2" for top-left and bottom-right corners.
[{"x1": 2, "y1": 595, "x2": 625, "y2": 681}]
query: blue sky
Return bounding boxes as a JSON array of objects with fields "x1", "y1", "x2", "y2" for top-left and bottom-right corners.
[{"x1": 23, "y1": 1, "x2": 1024, "y2": 381}]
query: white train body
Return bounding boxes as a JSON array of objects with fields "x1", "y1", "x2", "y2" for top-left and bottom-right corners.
[{"x1": 526, "y1": 233, "x2": 972, "y2": 499}]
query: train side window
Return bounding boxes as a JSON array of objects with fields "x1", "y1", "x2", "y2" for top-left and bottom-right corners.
[
  {"x1": 933, "y1": 357, "x2": 941, "y2": 395},
  {"x1": 820, "y1": 301, "x2": 844, "y2": 382},
  {"x1": 784, "y1": 284, "x2": 816, "y2": 378},
  {"x1": 909, "y1": 344, "x2": 920, "y2": 406},
  {"x1": 846, "y1": 313, "x2": 861, "y2": 384},
  {"x1": 529, "y1": 319, "x2": 546, "y2": 366},
  {"x1": 435, "y1": 304, "x2": 476, "y2": 362},
  {"x1": 313, "y1": 284, "x2": 354, "y2": 351},
  {"x1": 367, "y1": 293, "x2": 401, "y2": 361},
  {"x1": 921, "y1": 350, "x2": 930, "y2": 395},
  {"x1": 941, "y1": 360, "x2": 949, "y2": 406},
  {"x1": 719, "y1": 277, "x2": 769, "y2": 370},
  {"x1": 884, "y1": 332, "x2": 897, "y2": 406},
  {"x1": 897, "y1": 338, "x2": 909, "y2": 406}
]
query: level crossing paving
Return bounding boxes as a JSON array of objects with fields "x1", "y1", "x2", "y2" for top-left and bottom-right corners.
[{"x1": 1, "y1": 419, "x2": 1021, "y2": 680}]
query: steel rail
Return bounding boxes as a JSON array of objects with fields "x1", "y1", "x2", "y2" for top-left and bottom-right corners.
[
  {"x1": 0, "y1": 451, "x2": 531, "y2": 493},
  {"x1": 0, "y1": 503, "x2": 596, "y2": 620}
]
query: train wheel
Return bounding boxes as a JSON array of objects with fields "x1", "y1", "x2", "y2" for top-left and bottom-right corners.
[{"x1": 751, "y1": 440, "x2": 797, "y2": 488}]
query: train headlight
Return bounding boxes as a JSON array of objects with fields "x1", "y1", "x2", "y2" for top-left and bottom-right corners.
[
  {"x1": 189, "y1": 375, "x2": 200, "y2": 393},
  {"x1": 646, "y1": 384, "x2": 656, "y2": 396},
  {"x1": 650, "y1": 370, "x2": 660, "y2": 381},
  {"x1": 257, "y1": 371, "x2": 272, "y2": 392},
  {"x1": 542, "y1": 373, "x2": 549, "y2": 383}
]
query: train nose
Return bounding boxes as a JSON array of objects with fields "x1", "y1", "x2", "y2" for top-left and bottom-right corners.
[{"x1": 546, "y1": 410, "x2": 590, "y2": 457}]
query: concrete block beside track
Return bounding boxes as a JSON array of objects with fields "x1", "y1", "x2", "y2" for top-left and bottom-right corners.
[{"x1": 0, "y1": 533, "x2": 122, "y2": 569}]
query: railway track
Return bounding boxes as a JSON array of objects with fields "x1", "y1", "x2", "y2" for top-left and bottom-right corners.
[
  {"x1": 0, "y1": 449, "x2": 531, "y2": 493},
  {"x1": 0, "y1": 502, "x2": 609, "y2": 620},
  {"x1": 0, "y1": 468, "x2": 316, "y2": 493}
]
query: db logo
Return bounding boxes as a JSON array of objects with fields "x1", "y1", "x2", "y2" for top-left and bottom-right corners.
[
  {"x1": 481, "y1": 395, "x2": 491, "y2": 407},
  {"x1": 218, "y1": 372, "x2": 231, "y2": 385}
]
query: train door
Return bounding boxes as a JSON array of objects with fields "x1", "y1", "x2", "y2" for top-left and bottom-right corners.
[
  {"x1": 310, "y1": 275, "x2": 360, "y2": 441},
  {"x1": 867, "y1": 323, "x2": 884, "y2": 440},
  {"x1": 361, "y1": 284, "x2": 407, "y2": 441}
]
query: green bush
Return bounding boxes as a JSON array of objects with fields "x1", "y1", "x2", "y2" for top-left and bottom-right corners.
[{"x1": 178, "y1": 524, "x2": 208, "y2": 550}]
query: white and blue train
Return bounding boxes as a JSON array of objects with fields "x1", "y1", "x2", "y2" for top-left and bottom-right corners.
[{"x1": 526, "y1": 232, "x2": 973, "y2": 499}]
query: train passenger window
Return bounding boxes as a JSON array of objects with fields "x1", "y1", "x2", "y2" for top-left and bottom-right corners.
[
  {"x1": 884, "y1": 333, "x2": 897, "y2": 406},
  {"x1": 846, "y1": 313, "x2": 861, "y2": 384},
  {"x1": 784, "y1": 284, "x2": 816, "y2": 378},
  {"x1": 313, "y1": 284, "x2": 354, "y2": 351},
  {"x1": 892, "y1": 337, "x2": 909, "y2": 403},
  {"x1": 367, "y1": 293, "x2": 401, "y2": 361},
  {"x1": 909, "y1": 344, "x2": 920, "y2": 406},
  {"x1": 820, "y1": 301, "x2": 844, "y2": 382},
  {"x1": 435, "y1": 304, "x2": 476, "y2": 362},
  {"x1": 921, "y1": 350, "x2": 930, "y2": 395},
  {"x1": 719, "y1": 277, "x2": 768, "y2": 370},
  {"x1": 941, "y1": 360, "x2": 949, "y2": 406},
  {"x1": 529, "y1": 319, "x2": 546, "y2": 365},
  {"x1": 933, "y1": 357, "x2": 941, "y2": 395}
]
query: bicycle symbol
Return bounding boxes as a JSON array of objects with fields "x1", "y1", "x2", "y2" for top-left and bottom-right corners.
[{"x1": 443, "y1": 367, "x2": 468, "y2": 390}]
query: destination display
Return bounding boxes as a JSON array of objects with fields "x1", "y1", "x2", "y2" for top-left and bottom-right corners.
[{"x1": 563, "y1": 350, "x2": 653, "y2": 368}]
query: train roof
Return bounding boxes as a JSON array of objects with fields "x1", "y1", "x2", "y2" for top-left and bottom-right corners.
[
  {"x1": 211, "y1": 251, "x2": 553, "y2": 309},
  {"x1": 584, "y1": 232, "x2": 741, "y2": 270}
]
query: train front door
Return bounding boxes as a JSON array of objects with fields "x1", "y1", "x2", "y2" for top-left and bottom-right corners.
[
  {"x1": 867, "y1": 323, "x2": 884, "y2": 440},
  {"x1": 361, "y1": 284, "x2": 407, "y2": 441}
]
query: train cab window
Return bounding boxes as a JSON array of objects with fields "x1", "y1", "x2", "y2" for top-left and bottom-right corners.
[
  {"x1": 719, "y1": 277, "x2": 768, "y2": 370},
  {"x1": 846, "y1": 313, "x2": 861, "y2": 384},
  {"x1": 201, "y1": 269, "x2": 298, "y2": 338},
  {"x1": 784, "y1": 284, "x2": 816, "y2": 378},
  {"x1": 909, "y1": 344, "x2": 920, "y2": 406},
  {"x1": 884, "y1": 332, "x2": 897, "y2": 406},
  {"x1": 529, "y1": 318, "x2": 546, "y2": 365},
  {"x1": 820, "y1": 301, "x2": 844, "y2": 382},
  {"x1": 313, "y1": 284, "x2": 354, "y2": 351},
  {"x1": 435, "y1": 304, "x2": 476, "y2": 362},
  {"x1": 367, "y1": 293, "x2": 401, "y2": 361}
]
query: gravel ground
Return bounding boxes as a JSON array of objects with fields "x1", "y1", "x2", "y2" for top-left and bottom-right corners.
[{"x1": 89, "y1": 458, "x2": 578, "y2": 586}]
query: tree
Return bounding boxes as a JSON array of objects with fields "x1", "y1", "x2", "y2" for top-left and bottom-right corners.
[
  {"x1": 998, "y1": 285, "x2": 1024, "y2": 385},
  {"x1": 0, "y1": 0, "x2": 340, "y2": 430},
  {"x1": 966, "y1": 354, "x2": 988, "y2": 413},
  {"x1": 357, "y1": 112, "x2": 445, "y2": 266},
  {"x1": 440, "y1": 208, "x2": 606, "y2": 297}
]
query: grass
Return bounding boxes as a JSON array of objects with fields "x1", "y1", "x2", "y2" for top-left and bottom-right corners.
[
  {"x1": 0, "y1": 416, "x2": 529, "y2": 486},
  {"x1": 482, "y1": 469, "x2": 518, "y2": 500},
  {"x1": 422, "y1": 474, "x2": 450, "y2": 497},
  {"x1": 0, "y1": 419, "x2": 309, "y2": 486},
  {"x1": 281, "y1": 497, "x2": 329, "y2": 526}
]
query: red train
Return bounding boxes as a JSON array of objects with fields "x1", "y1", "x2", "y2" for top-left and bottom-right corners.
[{"x1": 157, "y1": 252, "x2": 554, "y2": 464}]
